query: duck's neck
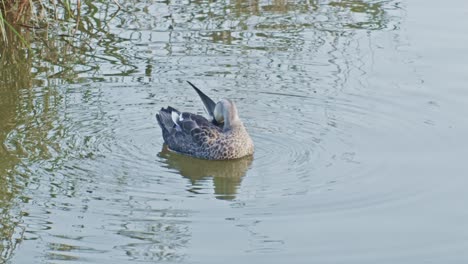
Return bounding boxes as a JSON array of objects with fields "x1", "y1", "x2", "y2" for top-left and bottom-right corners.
[{"x1": 224, "y1": 118, "x2": 244, "y2": 132}]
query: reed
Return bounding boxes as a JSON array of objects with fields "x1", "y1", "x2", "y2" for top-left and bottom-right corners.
[
  {"x1": 1, "y1": 0, "x2": 33, "y2": 45},
  {"x1": 0, "y1": 0, "x2": 82, "y2": 46}
]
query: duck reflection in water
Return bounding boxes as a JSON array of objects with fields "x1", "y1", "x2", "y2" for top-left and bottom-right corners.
[{"x1": 159, "y1": 145, "x2": 253, "y2": 200}]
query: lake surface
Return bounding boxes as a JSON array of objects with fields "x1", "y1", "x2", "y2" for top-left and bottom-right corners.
[{"x1": 1, "y1": 0, "x2": 468, "y2": 263}]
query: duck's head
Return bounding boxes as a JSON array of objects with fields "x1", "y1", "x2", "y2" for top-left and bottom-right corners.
[
  {"x1": 187, "y1": 81, "x2": 241, "y2": 131},
  {"x1": 214, "y1": 99, "x2": 240, "y2": 130}
]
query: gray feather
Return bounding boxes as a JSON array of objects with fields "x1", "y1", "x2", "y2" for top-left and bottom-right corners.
[{"x1": 187, "y1": 81, "x2": 217, "y2": 121}]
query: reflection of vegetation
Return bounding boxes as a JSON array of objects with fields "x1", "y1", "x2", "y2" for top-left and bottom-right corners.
[
  {"x1": 0, "y1": 1, "x2": 78, "y2": 257},
  {"x1": 0, "y1": 2, "x2": 134, "y2": 260},
  {"x1": 117, "y1": 217, "x2": 190, "y2": 262},
  {"x1": 329, "y1": 0, "x2": 390, "y2": 30},
  {"x1": 131, "y1": 0, "x2": 398, "y2": 57},
  {"x1": 159, "y1": 146, "x2": 253, "y2": 200},
  {"x1": 0, "y1": 41, "x2": 30, "y2": 262}
]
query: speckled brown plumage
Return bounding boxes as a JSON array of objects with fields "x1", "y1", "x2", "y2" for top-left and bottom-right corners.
[{"x1": 156, "y1": 82, "x2": 254, "y2": 160}]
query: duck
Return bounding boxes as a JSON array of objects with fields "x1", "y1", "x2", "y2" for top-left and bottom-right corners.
[{"x1": 156, "y1": 81, "x2": 254, "y2": 160}]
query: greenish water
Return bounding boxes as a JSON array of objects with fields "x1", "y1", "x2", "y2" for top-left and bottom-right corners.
[{"x1": 1, "y1": 0, "x2": 468, "y2": 263}]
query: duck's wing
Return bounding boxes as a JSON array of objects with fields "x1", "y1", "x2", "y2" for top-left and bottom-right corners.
[
  {"x1": 156, "y1": 107, "x2": 221, "y2": 155},
  {"x1": 186, "y1": 81, "x2": 217, "y2": 121}
]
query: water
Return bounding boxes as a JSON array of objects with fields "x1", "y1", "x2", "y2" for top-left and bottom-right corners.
[{"x1": 1, "y1": 0, "x2": 468, "y2": 263}]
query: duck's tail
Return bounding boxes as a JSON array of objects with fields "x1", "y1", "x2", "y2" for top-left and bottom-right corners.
[{"x1": 156, "y1": 107, "x2": 180, "y2": 136}]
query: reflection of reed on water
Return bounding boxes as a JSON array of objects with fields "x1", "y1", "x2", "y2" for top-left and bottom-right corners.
[
  {"x1": 159, "y1": 146, "x2": 253, "y2": 200},
  {"x1": 0, "y1": 42, "x2": 32, "y2": 263}
]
